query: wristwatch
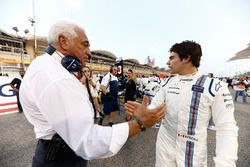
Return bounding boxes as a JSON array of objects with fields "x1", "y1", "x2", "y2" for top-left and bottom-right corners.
[{"x1": 134, "y1": 116, "x2": 146, "y2": 131}]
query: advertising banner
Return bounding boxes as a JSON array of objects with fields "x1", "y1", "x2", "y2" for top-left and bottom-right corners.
[{"x1": 0, "y1": 77, "x2": 18, "y2": 115}]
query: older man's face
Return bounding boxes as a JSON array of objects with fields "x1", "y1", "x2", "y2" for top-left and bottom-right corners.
[{"x1": 68, "y1": 28, "x2": 91, "y2": 66}]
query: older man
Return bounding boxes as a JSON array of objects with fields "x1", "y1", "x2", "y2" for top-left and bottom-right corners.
[{"x1": 20, "y1": 21, "x2": 165, "y2": 167}]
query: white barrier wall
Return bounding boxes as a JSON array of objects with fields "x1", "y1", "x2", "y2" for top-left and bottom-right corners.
[{"x1": 0, "y1": 76, "x2": 18, "y2": 115}]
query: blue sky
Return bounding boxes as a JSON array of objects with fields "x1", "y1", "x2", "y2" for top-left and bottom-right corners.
[{"x1": 1, "y1": 0, "x2": 250, "y2": 76}]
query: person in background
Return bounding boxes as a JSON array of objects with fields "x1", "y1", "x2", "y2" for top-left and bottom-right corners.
[
  {"x1": 143, "y1": 76, "x2": 161, "y2": 104},
  {"x1": 10, "y1": 71, "x2": 25, "y2": 113},
  {"x1": 207, "y1": 72, "x2": 213, "y2": 78},
  {"x1": 100, "y1": 65, "x2": 119, "y2": 127},
  {"x1": 124, "y1": 69, "x2": 137, "y2": 103},
  {"x1": 92, "y1": 73, "x2": 101, "y2": 94},
  {"x1": 19, "y1": 21, "x2": 166, "y2": 167},
  {"x1": 227, "y1": 77, "x2": 233, "y2": 89},
  {"x1": 233, "y1": 77, "x2": 248, "y2": 104},
  {"x1": 80, "y1": 66, "x2": 104, "y2": 125},
  {"x1": 125, "y1": 40, "x2": 238, "y2": 167},
  {"x1": 138, "y1": 75, "x2": 147, "y2": 98},
  {"x1": 124, "y1": 69, "x2": 137, "y2": 121},
  {"x1": 143, "y1": 75, "x2": 162, "y2": 128}
]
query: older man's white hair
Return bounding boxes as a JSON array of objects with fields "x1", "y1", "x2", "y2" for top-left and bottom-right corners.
[{"x1": 47, "y1": 21, "x2": 85, "y2": 45}]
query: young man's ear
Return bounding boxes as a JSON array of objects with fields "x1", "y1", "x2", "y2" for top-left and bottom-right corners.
[{"x1": 182, "y1": 55, "x2": 191, "y2": 64}]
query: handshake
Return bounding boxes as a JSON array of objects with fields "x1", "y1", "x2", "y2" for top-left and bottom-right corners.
[{"x1": 124, "y1": 96, "x2": 166, "y2": 132}]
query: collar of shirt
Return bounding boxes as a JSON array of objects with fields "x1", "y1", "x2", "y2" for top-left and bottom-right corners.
[{"x1": 51, "y1": 50, "x2": 65, "y2": 63}]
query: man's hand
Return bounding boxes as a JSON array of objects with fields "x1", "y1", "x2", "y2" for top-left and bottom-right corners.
[
  {"x1": 124, "y1": 96, "x2": 166, "y2": 128},
  {"x1": 10, "y1": 85, "x2": 19, "y2": 93}
]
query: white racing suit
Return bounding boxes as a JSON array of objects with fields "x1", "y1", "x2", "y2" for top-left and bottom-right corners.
[{"x1": 149, "y1": 73, "x2": 238, "y2": 167}]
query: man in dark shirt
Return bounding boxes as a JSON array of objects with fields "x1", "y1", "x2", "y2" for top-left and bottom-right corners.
[
  {"x1": 124, "y1": 69, "x2": 137, "y2": 121},
  {"x1": 125, "y1": 69, "x2": 137, "y2": 103},
  {"x1": 10, "y1": 71, "x2": 25, "y2": 113}
]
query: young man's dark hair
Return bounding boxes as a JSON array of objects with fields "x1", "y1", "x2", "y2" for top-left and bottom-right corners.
[{"x1": 169, "y1": 40, "x2": 202, "y2": 67}]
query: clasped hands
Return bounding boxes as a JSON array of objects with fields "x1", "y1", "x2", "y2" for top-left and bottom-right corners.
[{"x1": 124, "y1": 96, "x2": 166, "y2": 128}]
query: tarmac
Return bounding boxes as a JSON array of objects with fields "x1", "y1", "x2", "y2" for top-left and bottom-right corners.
[{"x1": 0, "y1": 94, "x2": 249, "y2": 167}]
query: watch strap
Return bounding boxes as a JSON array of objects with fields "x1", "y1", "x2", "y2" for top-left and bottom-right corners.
[{"x1": 134, "y1": 116, "x2": 146, "y2": 131}]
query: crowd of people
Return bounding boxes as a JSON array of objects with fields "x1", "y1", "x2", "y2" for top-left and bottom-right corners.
[
  {"x1": 9, "y1": 20, "x2": 249, "y2": 167},
  {"x1": 208, "y1": 75, "x2": 250, "y2": 104},
  {"x1": 72, "y1": 67, "x2": 167, "y2": 125}
]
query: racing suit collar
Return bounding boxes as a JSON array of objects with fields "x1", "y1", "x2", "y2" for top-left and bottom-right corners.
[{"x1": 178, "y1": 71, "x2": 199, "y2": 79}]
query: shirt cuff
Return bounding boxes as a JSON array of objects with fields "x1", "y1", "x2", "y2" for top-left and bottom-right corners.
[{"x1": 109, "y1": 122, "x2": 129, "y2": 154}]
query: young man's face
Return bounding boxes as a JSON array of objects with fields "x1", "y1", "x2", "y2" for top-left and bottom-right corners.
[
  {"x1": 166, "y1": 52, "x2": 184, "y2": 74},
  {"x1": 127, "y1": 71, "x2": 133, "y2": 79},
  {"x1": 111, "y1": 67, "x2": 118, "y2": 75}
]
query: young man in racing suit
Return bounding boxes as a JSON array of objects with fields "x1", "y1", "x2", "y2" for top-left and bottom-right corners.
[{"x1": 125, "y1": 40, "x2": 238, "y2": 167}]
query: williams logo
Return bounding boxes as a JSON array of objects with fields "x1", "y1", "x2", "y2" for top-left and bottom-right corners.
[{"x1": 192, "y1": 85, "x2": 204, "y2": 93}]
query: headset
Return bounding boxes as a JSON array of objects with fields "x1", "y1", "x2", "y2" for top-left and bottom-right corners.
[
  {"x1": 46, "y1": 45, "x2": 98, "y2": 118},
  {"x1": 45, "y1": 45, "x2": 83, "y2": 73}
]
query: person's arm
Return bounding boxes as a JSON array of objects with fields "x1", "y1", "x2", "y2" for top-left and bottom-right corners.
[
  {"x1": 10, "y1": 78, "x2": 19, "y2": 92},
  {"x1": 124, "y1": 93, "x2": 166, "y2": 135},
  {"x1": 100, "y1": 74, "x2": 109, "y2": 94},
  {"x1": 90, "y1": 85, "x2": 102, "y2": 113},
  {"x1": 132, "y1": 80, "x2": 137, "y2": 92},
  {"x1": 39, "y1": 79, "x2": 128, "y2": 160},
  {"x1": 95, "y1": 81, "x2": 101, "y2": 92},
  {"x1": 126, "y1": 96, "x2": 165, "y2": 137},
  {"x1": 90, "y1": 78, "x2": 96, "y2": 88},
  {"x1": 39, "y1": 79, "x2": 165, "y2": 160},
  {"x1": 243, "y1": 80, "x2": 248, "y2": 86},
  {"x1": 93, "y1": 97, "x2": 101, "y2": 113},
  {"x1": 100, "y1": 85, "x2": 108, "y2": 94},
  {"x1": 211, "y1": 84, "x2": 238, "y2": 167},
  {"x1": 148, "y1": 86, "x2": 166, "y2": 108},
  {"x1": 10, "y1": 84, "x2": 19, "y2": 92}
]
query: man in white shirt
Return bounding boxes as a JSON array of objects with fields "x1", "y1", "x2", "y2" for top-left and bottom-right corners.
[
  {"x1": 143, "y1": 76, "x2": 161, "y2": 104},
  {"x1": 19, "y1": 21, "x2": 165, "y2": 167},
  {"x1": 125, "y1": 40, "x2": 238, "y2": 167},
  {"x1": 100, "y1": 65, "x2": 119, "y2": 126}
]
